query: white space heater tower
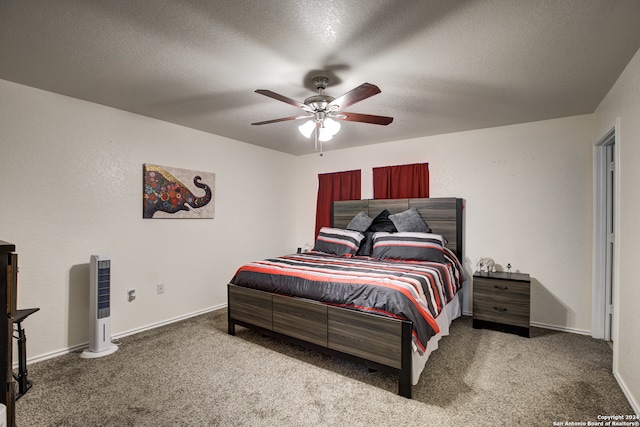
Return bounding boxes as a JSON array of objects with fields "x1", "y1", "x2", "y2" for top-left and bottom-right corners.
[{"x1": 81, "y1": 255, "x2": 118, "y2": 358}]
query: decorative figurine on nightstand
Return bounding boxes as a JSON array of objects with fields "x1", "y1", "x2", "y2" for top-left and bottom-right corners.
[{"x1": 475, "y1": 257, "x2": 496, "y2": 273}]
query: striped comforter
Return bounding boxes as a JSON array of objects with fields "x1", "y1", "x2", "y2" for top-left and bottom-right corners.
[{"x1": 230, "y1": 250, "x2": 465, "y2": 353}]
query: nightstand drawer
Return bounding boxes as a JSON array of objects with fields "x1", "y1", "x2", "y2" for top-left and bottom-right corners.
[
  {"x1": 473, "y1": 277, "x2": 530, "y2": 304},
  {"x1": 473, "y1": 295, "x2": 529, "y2": 327},
  {"x1": 473, "y1": 273, "x2": 531, "y2": 335}
]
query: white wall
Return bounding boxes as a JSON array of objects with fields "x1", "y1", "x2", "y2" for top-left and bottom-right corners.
[
  {"x1": 593, "y1": 47, "x2": 640, "y2": 414},
  {"x1": 294, "y1": 115, "x2": 595, "y2": 333},
  {"x1": 0, "y1": 79, "x2": 296, "y2": 360}
]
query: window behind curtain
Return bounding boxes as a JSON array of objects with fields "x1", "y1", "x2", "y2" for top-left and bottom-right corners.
[
  {"x1": 315, "y1": 170, "x2": 361, "y2": 238},
  {"x1": 373, "y1": 162, "x2": 429, "y2": 199}
]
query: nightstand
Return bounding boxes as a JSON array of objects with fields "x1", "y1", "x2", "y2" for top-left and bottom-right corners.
[{"x1": 472, "y1": 271, "x2": 531, "y2": 337}]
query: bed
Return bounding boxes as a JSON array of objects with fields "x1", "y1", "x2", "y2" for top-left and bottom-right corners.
[{"x1": 227, "y1": 197, "x2": 464, "y2": 398}]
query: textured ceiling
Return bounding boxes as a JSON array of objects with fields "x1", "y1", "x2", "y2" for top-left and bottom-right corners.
[{"x1": 2, "y1": 0, "x2": 640, "y2": 155}]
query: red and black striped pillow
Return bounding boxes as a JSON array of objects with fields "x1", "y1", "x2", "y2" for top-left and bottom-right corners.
[
  {"x1": 371, "y1": 232, "x2": 448, "y2": 262},
  {"x1": 313, "y1": 227, "x2": 365, "y2": 257}
]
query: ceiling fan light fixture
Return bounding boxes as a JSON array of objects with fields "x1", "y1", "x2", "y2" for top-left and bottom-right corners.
[
  {"x1": 323, "y1": 117, "x2": 341, "y2": 136},
  {"x1": 298, "y1": 120, "x2": 316, "y2": 138},
  {"x1": 318, "y1": 128, "x2": 334, "y2": 142},
  {"x1": 299, "y1": 117, "x2": 341, "y2": 141}
]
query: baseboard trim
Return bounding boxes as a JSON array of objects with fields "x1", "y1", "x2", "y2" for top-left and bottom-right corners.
[
  {"x1": 112, "y1": 304, "x2": 226, "y2": 341},
  {"x1": 614, "y1": 371, "x2": 640, "y2": 416},
  {"x1": 19, "y1": 304, "x2": 227, "y2": 368},
  {"x1": 529, "y1": 321, "x2": 591, "y2": 336},
  {"x1": 464, "y1": 312, "x2": 591, "y2": 336}
]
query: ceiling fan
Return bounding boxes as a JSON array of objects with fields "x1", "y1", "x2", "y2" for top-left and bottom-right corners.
[{"x1": 252, "y1": 76, "x2": 393, "y2": 154}]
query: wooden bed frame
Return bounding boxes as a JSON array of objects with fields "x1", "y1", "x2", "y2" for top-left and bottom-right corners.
[{"x1": 227, "y1": 197, "x2": 464, "y2": 398}]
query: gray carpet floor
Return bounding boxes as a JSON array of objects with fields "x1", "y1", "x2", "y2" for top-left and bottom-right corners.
[{"x1": 15, "y1": 309, "x2": 634, "y2": 426}]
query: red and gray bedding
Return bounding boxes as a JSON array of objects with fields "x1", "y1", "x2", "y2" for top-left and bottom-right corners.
[{"x1": 230, "y1": 250, "x2": 464, "y2": 354}]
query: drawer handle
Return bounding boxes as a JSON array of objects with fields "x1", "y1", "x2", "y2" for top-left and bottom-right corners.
[
  {"x1": 494, "y1": 285, "x2": 508, "y2": 290},
  {"x1": 493, "y1": 306, "x2": 507, "y2": 312}
]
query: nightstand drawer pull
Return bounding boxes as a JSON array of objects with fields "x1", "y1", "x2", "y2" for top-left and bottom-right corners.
[
  {"x1": 493, "y1": 285, "x2": 508, "y2": 290},
  {"x1": 493, "y1": 306, "x2": 507, "y2": 312}
]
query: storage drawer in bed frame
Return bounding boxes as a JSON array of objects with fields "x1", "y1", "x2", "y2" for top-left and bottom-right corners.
[
  {"x1": 327, "y1": 307, "x2": 403, "y2": 369},
  {"x1": 273, "y1": 294, "x2": 328, "y2": 346},
  {"x1": 227, "y1": 284, "x2": 412, "y2": 397}
]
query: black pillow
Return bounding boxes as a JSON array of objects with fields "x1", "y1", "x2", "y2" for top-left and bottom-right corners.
[
  {"x1": 367, "y1": 209, "x2": 398, "y2": 233},
  {"x1": 356, "y1": 231, "x2": 375, "y2": 256}
]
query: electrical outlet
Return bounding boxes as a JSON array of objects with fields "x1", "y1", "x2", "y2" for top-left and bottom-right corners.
[
  {"x1": 157, "y1": 284, "x2": 164, "y2": 295},
  {"x1": 127, "y1": 288, "x2": 136, "y2": 302}
]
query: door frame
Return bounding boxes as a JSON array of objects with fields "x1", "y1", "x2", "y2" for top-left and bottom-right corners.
[{"x1": 592, "y1": 119, "x2": 619, "y2": 341}]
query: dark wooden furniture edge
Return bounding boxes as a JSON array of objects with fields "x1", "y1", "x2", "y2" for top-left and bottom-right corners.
[
  {"x1": 471, "y1": 319, "x2": 531, "y2": 338},
  {"x1": 473, "y1": 271, "x2": 530, "y2": 282},
  {"x1": 1, "y1": 240, "x2": 17, "y2": 426}
]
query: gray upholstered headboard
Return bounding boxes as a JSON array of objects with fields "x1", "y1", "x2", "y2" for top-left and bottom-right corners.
[{"x1": 332, "y1": 197, "x2": 464, "y2": 261}]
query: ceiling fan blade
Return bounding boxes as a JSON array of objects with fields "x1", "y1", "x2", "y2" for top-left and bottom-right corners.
[
  {"x1": 255, "y1": 89, "x2": 312, "y2": 112},
  {"x1": 336, "y1": 112, "x2": 394, "y2": 125},
  {"x1": 251, "y1": 115, "x2": 312, "y2": 126},
  {"x1": 328, "y1": 83, "x2": 381, "y2": 110}
]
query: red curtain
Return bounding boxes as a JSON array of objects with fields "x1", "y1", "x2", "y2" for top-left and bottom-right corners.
[
  {"x1": 373, "y1": 163, "x2": 429, "y2": 199},
  {"x1": 315, "y1": 170, "x2": 361, "y2": 238}
]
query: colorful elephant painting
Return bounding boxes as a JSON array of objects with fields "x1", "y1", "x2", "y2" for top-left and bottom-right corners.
[{"x1": 143, "y1": 164, "x2": 214, "y2": 218}]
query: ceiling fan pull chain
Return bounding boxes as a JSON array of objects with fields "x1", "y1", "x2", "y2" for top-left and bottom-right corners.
[
  {"x1": 314, "y1": 124, "x2": 319, "y2": 152},
  {"x1": 313, "y1": 122, "x2": 323, "y2": 156}
]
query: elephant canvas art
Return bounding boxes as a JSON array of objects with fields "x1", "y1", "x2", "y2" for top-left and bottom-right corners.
[{"x1": 143, "y1": 164, "x2": 215, "y2": 219}]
